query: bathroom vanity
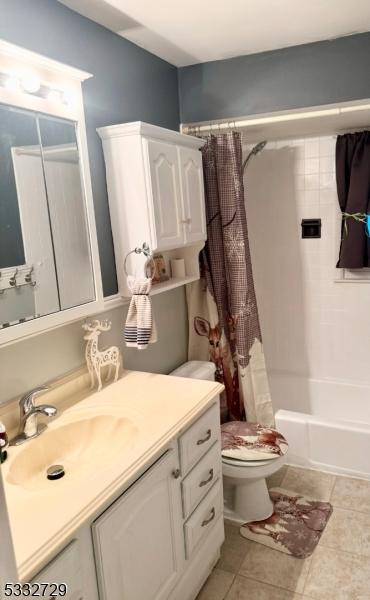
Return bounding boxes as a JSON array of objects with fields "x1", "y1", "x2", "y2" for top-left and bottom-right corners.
[{"x1": 1, "y1": 371, "x2": 224, "y2": 600}]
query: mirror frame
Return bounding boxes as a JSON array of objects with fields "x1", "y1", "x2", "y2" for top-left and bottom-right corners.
[{"x1": 0, "y1": 41, "x2": 103, "y2": 346}]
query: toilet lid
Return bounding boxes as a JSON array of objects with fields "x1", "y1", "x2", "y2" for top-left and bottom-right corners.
[{"x1": 221, "y1": 421, "x2": 288, "y2": 462}]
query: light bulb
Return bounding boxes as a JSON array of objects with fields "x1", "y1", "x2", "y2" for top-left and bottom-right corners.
[
  {"x1": 21, "y1": 74, "x2": 41, "y2": 93},
  {"x1": 4, "y1": 76, "x2": 20, "y2": 91}
]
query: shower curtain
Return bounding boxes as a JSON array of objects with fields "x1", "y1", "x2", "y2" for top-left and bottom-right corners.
[{"x1": 187, "y1": 131, "x2": 274, "y2": 426}]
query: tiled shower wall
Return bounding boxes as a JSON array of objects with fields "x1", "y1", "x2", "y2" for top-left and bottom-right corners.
[{"x1": 245, "y1": 135, "x2": 370, "y2": 421}]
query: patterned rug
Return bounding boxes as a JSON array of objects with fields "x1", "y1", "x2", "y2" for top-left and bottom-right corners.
[{"x1": 240, "y1": 487, "x2": 333, "y2": 558}]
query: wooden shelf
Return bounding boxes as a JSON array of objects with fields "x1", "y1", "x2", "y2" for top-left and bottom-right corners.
[
  {"x1": 151, "y1": 275, "x2": 198, "y2": 295},
  {"x1": 120, "y1": 275, "x2": 198, "y2": 299}
]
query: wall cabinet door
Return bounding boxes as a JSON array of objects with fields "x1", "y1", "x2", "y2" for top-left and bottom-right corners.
[
  {"x1": 179, "y1": 147, "x2": 207, "y2": 244},
  {"x1": 146, "y1": 140, "x2": 185, "y2": 250},
  {"x1": 93, "y1": 450, "x2": 184, "y2": 600}
]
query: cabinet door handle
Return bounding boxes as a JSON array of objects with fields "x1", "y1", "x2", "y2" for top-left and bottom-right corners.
[
  {"x1": 199, "y1": 468, "x2": 214, "y2": 487},
  {"x1": 180, "y1": 218, "x2": 191, "y2": 224},
  {"x1": 172, "y1": 468, "x2": 181, "y2": 479},
  {"x1": 196, "y1": 429, "x2": 211, "y2": 445},
  {"x1": 201, "y1": 507, "x2": 215, "y2": 527}
]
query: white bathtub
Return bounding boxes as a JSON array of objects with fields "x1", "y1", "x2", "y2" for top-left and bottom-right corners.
[{"x1": 272, "y1": 375, "x2": 370, "y2": 479}]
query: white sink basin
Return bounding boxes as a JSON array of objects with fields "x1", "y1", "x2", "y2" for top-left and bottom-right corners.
[{"x1": 7, "y1": 415, "x2": 137, "y2": 491}]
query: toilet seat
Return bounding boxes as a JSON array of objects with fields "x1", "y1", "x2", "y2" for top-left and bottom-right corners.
[
  {"x1": 221, "y1": 421, "x2": 288, "y2": 464},
  {"x1": 222, "y1": 456, "x2": 274, "y2": 468}
]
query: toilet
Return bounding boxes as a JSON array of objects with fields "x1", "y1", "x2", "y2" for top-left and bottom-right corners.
[{"x1": 170, "y1": 360, "x2": 288, "y2": 525}]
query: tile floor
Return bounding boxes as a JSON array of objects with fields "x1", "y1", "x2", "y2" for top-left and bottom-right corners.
[{"x1": 196, "y1": 465, "x2": 370, "y2": 600}]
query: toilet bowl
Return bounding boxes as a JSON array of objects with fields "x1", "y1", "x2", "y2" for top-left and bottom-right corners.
[
  {"x1": 222, "y1": 453, "x2": 286, "y2": 524},
  {"x1": 170, "y1": 361, "x2": 288, "y2": 525}
]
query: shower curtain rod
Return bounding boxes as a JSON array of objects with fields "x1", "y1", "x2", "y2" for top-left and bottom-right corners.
[{"x1": 180, "y1": 99, "x2": 370, "y2": 135}]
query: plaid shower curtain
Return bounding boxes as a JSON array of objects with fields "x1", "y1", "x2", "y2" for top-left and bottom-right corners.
[{"x1": 187, "y1": 131, "x2": 274, "y2": 425}]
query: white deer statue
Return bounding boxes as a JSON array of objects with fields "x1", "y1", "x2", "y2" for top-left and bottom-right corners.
[{"x1": 82, "y1": 319, "x2": 120, "y2": 391}]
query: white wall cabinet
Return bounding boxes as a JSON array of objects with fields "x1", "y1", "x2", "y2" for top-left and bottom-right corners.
[
  {"x1": 97, "y1": 121, "x2": 207, "y2": 297},
  {"x1": 179, "y1": 147, "x2": 207, "y2": 245},
  {"x1": 146, "y1": 139, "x2": 185, "y2": 250}
]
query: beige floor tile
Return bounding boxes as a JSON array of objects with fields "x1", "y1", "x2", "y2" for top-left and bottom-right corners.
[
  {"x1": 267, "y1": 465, "x2": 288, "y2": 489},
  {"x1": 219, "y1": 523, "x2": 254, "y2": 573},
  {"x1": 331, "y1": 476, "x2": 370, "y2": 514},
  {"x1": 303, "y1": 545, "x2": 370, "y2": 599},
  {"x1": 196, "y1": 568, "x2": 235, "y2": 600},
  {"x1": 226, "y1": 576, "x2": 305, "y2": 599},
  {"x1": 320, "y1": 507, "x2": 370, "y2": 557},
  {"x1": 238, "y1": 541, "x2": 311, "y2": 593},
  {"x1": 224, "y1": 522, "x2": 252, "y2": 551},
  {"x1": 281, "y1": 466, "x2": 335, "y2": 501},
  {"x1": 217, "y1": 545, "x2": 248, "y2": 574}
]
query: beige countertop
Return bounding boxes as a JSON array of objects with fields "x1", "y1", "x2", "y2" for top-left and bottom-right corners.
[{"x1": 1, "y1": 370, "x2": 223, "y2": 581}]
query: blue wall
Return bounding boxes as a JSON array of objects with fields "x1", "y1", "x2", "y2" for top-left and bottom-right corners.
[
  {"x1": 0, "y1": 0, "x2": 179, "y2": 296},
  {"x1": 178, "y1": 32, "x2": 370, "y2": 123}
]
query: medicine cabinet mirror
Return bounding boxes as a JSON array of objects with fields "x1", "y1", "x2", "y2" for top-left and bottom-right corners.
[{"x1": 0, "y1": 41, "x2": 103, "y2": 346}]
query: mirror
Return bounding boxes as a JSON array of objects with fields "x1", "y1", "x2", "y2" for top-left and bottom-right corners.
[{"x1": 0, "y1": 104, "x2": 95, "y2": 330}]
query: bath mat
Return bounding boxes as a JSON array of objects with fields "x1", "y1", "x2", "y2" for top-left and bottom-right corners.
[{"x1": 240, "y1": 487, "x2": 333, "y2": 558}]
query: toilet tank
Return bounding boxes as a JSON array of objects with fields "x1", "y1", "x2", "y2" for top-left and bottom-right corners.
[{"x1": 170, "y1": 360, "x2": 216, "y2": 381}]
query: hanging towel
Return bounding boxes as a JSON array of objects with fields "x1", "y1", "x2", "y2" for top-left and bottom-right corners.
[{"x1": 124, "y1": 276, "x2": 157, "y2": 349}]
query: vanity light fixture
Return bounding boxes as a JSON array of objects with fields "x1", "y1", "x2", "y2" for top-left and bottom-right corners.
[{"x1": 0, "y1": 70, "x2": 68, "y2": 105}]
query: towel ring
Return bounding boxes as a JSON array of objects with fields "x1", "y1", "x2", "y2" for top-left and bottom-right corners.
[{"x1": 124, "y1": 244, "x2": 155, "y2": 279}]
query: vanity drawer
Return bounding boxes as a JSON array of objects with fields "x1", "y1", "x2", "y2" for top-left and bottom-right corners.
[
  {"x1": 184, "y1": 479, "x2": 223, "y2": 559},
  {"x1": 31, "y1": 540, "x2": 83, "y2": 600},
  {"x1": 182, "y1": 442, "x2": 222, "y2": 518},
  {"x1": 179, "y1": 403, "x2": 220, "y2": 474}
]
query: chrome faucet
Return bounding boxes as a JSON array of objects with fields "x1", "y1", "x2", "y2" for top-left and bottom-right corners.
[{"x1": 11, "y1": 386, "x2": 57, "y2": 446}]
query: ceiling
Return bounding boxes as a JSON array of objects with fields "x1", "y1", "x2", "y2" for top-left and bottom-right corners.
[{"x1": 59, "y1": 0, "x2": 370, "y2": 67}]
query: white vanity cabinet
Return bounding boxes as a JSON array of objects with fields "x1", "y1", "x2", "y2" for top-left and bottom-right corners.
[
  {"x1": 93, "y1": 449, "x2": 184, "y2": 600},
  {"x1": 97, "y1": 121, "x2": 207, "y2": 297},
  {"x1": 28, "y1": 402, "x2": 223, "y2": 600},
  {"x1": 93, "y1": 402, "x2": 224, "y2": 600},
  {"x1": 31, "y1": 541, "x2": 84, "y2": 600}
]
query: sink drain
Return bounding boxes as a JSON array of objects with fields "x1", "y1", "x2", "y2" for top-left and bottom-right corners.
[{"x1": 47, "y1": 465, "x2": 65, "y2": 481}]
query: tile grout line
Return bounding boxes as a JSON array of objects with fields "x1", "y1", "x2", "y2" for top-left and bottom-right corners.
[
  {"x1": 315, "y1": 541, "x2": 370, "y2": 560},
  {"x1": 227, "y1": 574, "x2": 317, "y2": 599},
  {"x1": 328, "y1": 474, "x2": 337, "y2": 501},
  {"x1": 329, "y1": 505, "x2": 370, "y2": 516},
  {"x1": 302, "y1": 549, "x2": 317, "y2": 595},
  {"x1": 222, "y1": 572, "x2": 235, "y2": 600},
  {"x1": 235, "y1": 568, "x2": 311, "y2": 596}
]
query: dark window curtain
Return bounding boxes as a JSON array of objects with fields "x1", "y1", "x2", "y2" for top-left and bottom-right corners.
[{"x1": 336, "y1": 131, "x2": 370, "y2": 268}]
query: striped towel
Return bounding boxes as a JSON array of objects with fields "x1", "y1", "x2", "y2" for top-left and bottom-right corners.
[{"x1": 124, "y1": 276, "x2": 157, "y2": 349}]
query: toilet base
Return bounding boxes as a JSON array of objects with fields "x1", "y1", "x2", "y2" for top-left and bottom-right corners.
[{"x1": 223, "y1": 474, "x2": 274, "y2": 524}]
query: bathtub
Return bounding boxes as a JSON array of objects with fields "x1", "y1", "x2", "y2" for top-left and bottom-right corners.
[{"x1": 272, "y1": 375, "x2": 370, "y2": 479}]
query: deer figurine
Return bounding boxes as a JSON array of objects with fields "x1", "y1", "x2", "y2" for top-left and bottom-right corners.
[{"x1": 82, "y1": 319, "x2": 120, "y2": 391}]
